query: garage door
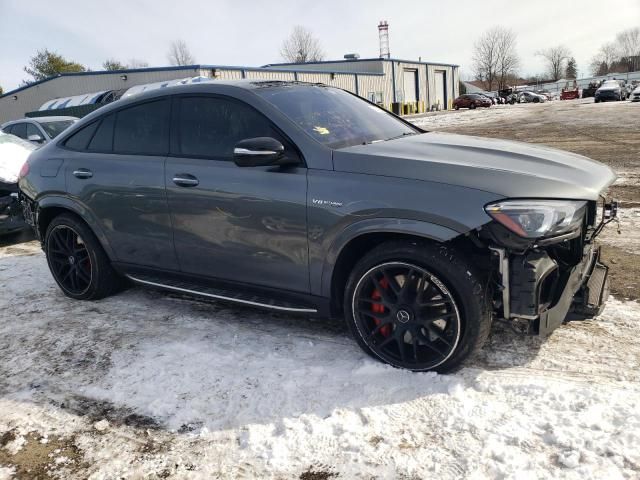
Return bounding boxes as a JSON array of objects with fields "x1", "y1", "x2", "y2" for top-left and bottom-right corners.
[
  {"x1": 434, "y1": 70, "x2": 446, "y2": 109},
  {"x1": 403, "y1": 69, "x2": 417, "y2": 103}
]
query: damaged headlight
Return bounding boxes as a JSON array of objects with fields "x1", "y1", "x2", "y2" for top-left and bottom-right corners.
[{"x1": 485, "y1": 200, "x2": 586, "y2": 239}]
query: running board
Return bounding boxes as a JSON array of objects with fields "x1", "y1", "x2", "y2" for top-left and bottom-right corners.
[{"x1": 126, "y1": 274, "x2": 318, "y2": 313}]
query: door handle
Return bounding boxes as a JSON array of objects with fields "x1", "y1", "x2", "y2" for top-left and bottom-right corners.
[
  {"x1": 172, "y1": 174, "x2": 199, "y2": 187},
  {"x1": 73, "y1": 168, "x2": 93, "y2": 179}
]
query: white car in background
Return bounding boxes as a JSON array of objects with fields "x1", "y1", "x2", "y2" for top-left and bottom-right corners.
[{"x1": 630, "y1": 85, "x2": 640, "y2": 102}]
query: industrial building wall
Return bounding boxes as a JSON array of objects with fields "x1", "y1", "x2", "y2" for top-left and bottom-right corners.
[
  {"x1": 426, "y1": 64, "x2": 457, "y2": 111},
  {"x1": 266, "y1": 60, "x2": 385, "y2": 74},
  {"x1": 0, "y1": 68, "x2": 209, "y2": 124}
]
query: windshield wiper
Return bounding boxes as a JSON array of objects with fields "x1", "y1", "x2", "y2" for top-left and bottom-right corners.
[{"x1": 385, "y1": 132, "x2": 419, "y2": 142}]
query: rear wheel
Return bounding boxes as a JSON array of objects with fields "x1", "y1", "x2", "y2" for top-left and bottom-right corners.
[
  {"x1": 344, "y1": 241, "x2": 492, "y2": 372},
  {"x1": 45, "y1": 214, "x2": 121, "y2": 300}
]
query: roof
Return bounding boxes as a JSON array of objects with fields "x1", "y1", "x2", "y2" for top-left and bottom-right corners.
[{"x1": 263, "y1": 57, "x2": 460, "y2": 68}]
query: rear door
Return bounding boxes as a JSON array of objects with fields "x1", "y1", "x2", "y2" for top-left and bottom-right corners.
[
  {"x1": 63, "y1": 99, "x2": 179, "y2": 270},
  {"x1": 165, "y1": 94, "x2": 309, "y2": 293}
]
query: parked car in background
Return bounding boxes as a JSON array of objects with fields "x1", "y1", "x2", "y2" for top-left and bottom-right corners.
[
  {"x1": 594, "y1": 80, "x2": 625, "y2": 102},
  {"x1": 0, "y1": 133, "x2": 35, "y2": 235},
  {"x1": 631, "y1": 85, "x2": 640, "y2": 102},
  {"x1": 518, "y1": 91, "x2": 546, "y2": 103},
  {"x1": 19, "y1": 80, "x2": 618, "y2": 372},
  {"x1": 535, "y1": 90, "x2": 554, "y2": 101},
  {"x1": 1, "y1": 116, "x2": 78, "y2": 146},
  {"x1": 581, "y1": 81, "x2": 601, "y2": 99},
  {"x1": 453, "y1": 94, "x2": 492, "y2": 109}
]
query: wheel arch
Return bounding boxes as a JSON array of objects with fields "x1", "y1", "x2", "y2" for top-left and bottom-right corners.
[
  {"x1": 36, "y1": 196, "x2": 115, "y2": 260},
  {"x1": 322, "y1": 219, "x2": 467, "y2": 317}
]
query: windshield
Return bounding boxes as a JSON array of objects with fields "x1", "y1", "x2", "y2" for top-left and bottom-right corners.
[
  {"x1": 255, "y1": 85, "x2": 419, "y2": 149},
  {"x1": 39, "y1": 120, "x2": 75, "y2": 139}
]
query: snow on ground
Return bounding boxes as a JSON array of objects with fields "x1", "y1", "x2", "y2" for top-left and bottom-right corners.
[
  {"x1": 1, "y1": 245, "x2": 639, "y2": 479},
  {"x1": 410, "y1": 104, "x2": 531, "y2": 129}
]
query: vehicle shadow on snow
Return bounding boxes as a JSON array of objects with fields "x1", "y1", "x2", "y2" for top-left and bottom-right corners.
[{"x1": 1, "y1": 266, "x2": 545, "y2": 434}]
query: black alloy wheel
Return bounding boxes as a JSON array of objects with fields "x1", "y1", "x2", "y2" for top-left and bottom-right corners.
[
  {"x1": 351, "y1": 262, "x2": 461, "y2": 371},
  {"x1": 47, "y1": 225, "x2": 92, "y2": 295}
]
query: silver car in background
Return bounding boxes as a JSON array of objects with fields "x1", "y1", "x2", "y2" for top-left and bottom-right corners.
[{"x1": 1, "y1": 116, "x2": 78, "y2": 145}]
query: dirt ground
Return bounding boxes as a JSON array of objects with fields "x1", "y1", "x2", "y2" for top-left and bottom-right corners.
[{"x1": 412, "y1": 98, "x2": 640, "y2": 300}]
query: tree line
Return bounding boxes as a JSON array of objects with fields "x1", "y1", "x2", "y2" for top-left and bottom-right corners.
[
  {"x1": 11, "y1": 27, "x2": 323, "y2": 91},
  {"x1": 472, "y1": 26, "x2": 639, "y2": 91}
]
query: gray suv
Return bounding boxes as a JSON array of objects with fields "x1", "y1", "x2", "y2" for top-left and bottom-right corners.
[{"x1": 18, "y1": 81, "x2": 618, "y2": 372}]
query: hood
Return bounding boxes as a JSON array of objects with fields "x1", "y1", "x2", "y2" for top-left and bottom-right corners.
[{"x1": 333, "y1": 132, "x2": 616, "y2": 201}]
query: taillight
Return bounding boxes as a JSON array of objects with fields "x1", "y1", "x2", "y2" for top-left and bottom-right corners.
[{"x1": 18, "y1": 161, "x2": 30, "y2": 179}]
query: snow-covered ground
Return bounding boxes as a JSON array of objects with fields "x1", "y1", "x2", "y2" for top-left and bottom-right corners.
[{"x1": 1, "y1": 242, "x2": 639, "y2": 479}]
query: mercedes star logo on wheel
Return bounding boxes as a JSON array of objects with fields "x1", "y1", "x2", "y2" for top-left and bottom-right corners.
[{"x1": 396, "y1": 310, "x2": 411, "y2": 323}]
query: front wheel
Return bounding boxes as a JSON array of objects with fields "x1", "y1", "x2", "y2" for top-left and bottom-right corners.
[
  {"x1": 45, "y1": 214, "x2": 122, "y2": 300},
  {"x1": 343, "y1": 241, "x2": 492, "y2": 372},
  {"x1": 470, "y1": 103, "x2": 476, "y2": 109}
]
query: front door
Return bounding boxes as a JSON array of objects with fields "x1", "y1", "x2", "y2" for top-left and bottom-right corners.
[
  {"x1": 64, "y1": 98, "x2": 179, "y2": 271},
  {"x1": 165, "y1": 95, "x2": 309, "y2": 293}
]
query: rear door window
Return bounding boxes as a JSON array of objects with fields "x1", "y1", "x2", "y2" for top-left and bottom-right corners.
[
  {"x1": 113, "y1": 100, "x2": 169, "y2": 155},
  {"x1": 88, "y1": 114, "x2": 115, "y2": 152},
  {"x1": 11, "y1": 123, "x2": 27, "y2": 139},
  {"x1": 64, "y1": 121, "x2": 100, "y2": 150}
]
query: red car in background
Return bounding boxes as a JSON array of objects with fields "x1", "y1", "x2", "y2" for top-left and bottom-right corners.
[{"x1": 453, "y1": 94, "x2": 492, "y2": 109}]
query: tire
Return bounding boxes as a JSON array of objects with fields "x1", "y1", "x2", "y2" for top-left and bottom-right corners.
[
  {"x1": 45, "y1": 213, "x2": 121, "y2": 300},
  {"x1": 343, "y1": 241, "x2": 492, "y2": 372},
  {"x1": 470, "y1": 103, "x2": 476, "y2": 109},
  {"x1": 454, "y1": 105, "x2": 459, "y2": 110}
]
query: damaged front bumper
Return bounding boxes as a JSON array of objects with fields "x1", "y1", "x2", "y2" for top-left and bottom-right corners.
[{"x1": 489, "y1": 199, "x2": 617, "y2": 336}]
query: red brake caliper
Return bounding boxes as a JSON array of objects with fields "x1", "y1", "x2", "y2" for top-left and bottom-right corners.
[{"x1": 371, "y1": 277, "x2": 391, "y2": 337}]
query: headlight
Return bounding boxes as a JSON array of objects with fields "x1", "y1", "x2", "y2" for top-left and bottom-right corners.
[{"x1": 485, "y1": 200, "x2": 587, "y2": 239}]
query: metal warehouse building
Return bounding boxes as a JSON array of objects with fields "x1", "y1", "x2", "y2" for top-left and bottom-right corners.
[{"x1": 0, "y1": 58, "x2": 459, "y2": 124}]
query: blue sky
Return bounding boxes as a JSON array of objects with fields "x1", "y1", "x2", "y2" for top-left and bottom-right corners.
[{"x1": 1, "y1": 0, "x2": 638, "y2": 92}]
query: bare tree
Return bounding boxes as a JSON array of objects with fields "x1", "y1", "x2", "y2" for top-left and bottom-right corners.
[
  {"x1": 536, "y1": 45, "x2": 572, "y2": 81},
  {"x1": 495, "y1": 28, "x2": 520, "y2": 90},
  {"x1": 127, "y1": 58, "x2": 149, "y2": 68},
  {"x1": 280, "y1": 26, "x2": 325, "y2": 63},
  {"x1": 472, "y1": 27, "x2": 520, "y2": 91},
  {"x1": 589, "y1": 42, "x2": 618, "y2": 76},
  {"x1": 616, "y1": 27, "x2": 640, "y2": 71},
  {"x1": 167, "y1": 40, "x2": 195, "y2": 66}
]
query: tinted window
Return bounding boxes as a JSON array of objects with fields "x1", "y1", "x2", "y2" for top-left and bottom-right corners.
[
  {"x1": 26, "y1": 123, "x2": 41, "y2": 139},
  {"x1": 113, "y1": 100, "x2": 169, "y2": 155},
  {"x1": 64, "y1": 121, "x2": 99, "y2": 150},
  {"x1": 177, "y1": 96, "x2": 281, "y2": 159},
  {"x1": 89, "y1": 114, "x2": 115, "y2": 152},
  {"x1": 256, "y1": 85, "x2": 418, "y2": 149},
  {"x1": 2, "y1": 125, "x2": 14, "y2": 135},
  {"x1": 40, "y1": 120, "x2": 75, "y2": 139},
  {"x1": 11, "y1": 123, "x2": 27, "y2": 139}
]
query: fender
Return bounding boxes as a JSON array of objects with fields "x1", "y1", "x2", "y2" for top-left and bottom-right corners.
[
  {"x1": 316, "y1": 217, "x2": 463, "y2": 298},
  {"x1": 35, "y1": 194, "x2": 116, "y2": 261}
]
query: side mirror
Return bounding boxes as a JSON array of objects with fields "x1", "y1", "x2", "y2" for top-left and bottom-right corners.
[
  {"x1": 233, "y1": 137, "x2": 295, "y2": 167},
  {"x1": 27, "y1": 134, "x2": 44, "y2": 143}
]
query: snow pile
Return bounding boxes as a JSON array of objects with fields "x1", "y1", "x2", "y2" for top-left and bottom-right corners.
[
  {"x1": 0, "y1": 248, "x2": 639, "y2": 478},
  {"x1": 0, "y1": 133, "x2": 35, "y2": 183}
]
